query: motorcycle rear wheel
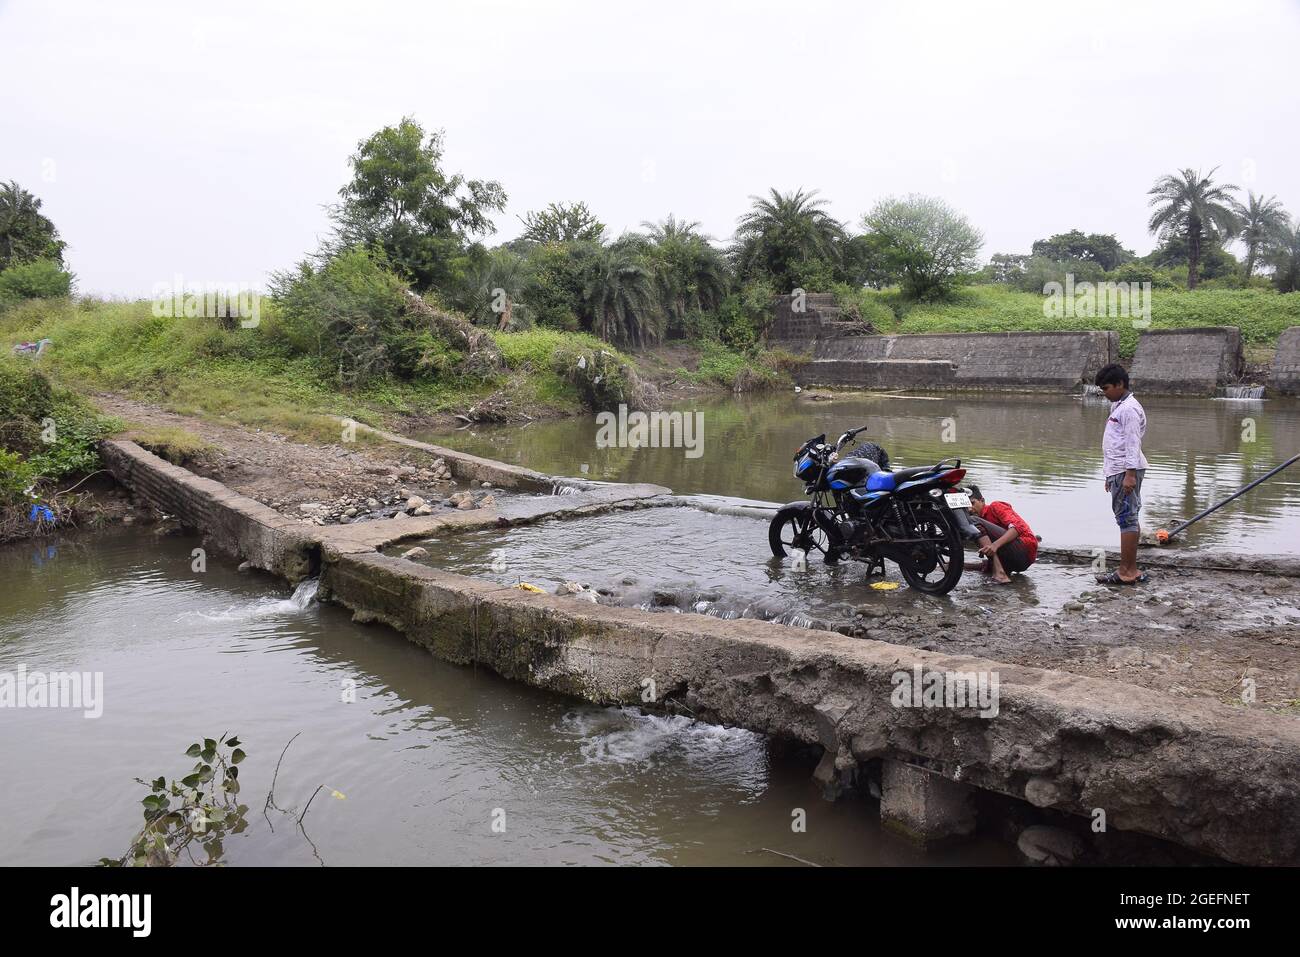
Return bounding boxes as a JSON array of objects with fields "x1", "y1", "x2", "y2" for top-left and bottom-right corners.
[{"x1": 897, "y1": 503, "x2": 964, "y2": 595}]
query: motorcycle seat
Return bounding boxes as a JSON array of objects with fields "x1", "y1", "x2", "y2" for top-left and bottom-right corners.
[{"x1": 889, "y1": 464, "x2": 943, "y2": 481}]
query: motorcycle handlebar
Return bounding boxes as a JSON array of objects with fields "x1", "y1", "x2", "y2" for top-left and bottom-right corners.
[{"x1": 835, "y1": 425, "x2": 870, "y2": 449}]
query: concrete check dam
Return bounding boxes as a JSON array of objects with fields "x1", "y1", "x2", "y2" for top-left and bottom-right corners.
[{"x1": 95, "y1": 424, "x2": 1300, "y2": 867}]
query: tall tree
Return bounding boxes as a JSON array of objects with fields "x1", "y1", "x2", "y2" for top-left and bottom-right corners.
[
  {"x1": 579, "y1": 245, "x2": 658, "y2": 347},
  {"x1": 1268, "y1": 220, "x2": 1300, "y2": 294},
  {"x1": 1235, "y1": 191, "x2": 1289, "y2": 278},
  {"x1": 730, "y1": 188, "x2": 846, "y2": 290},
  {"x1": 518, "y1": 202, "x2": 605, "y2": 244},
  {"x1": 862, "y1": 194, "x2": 983, "y2": 300},
  {"x1": 330, "y1": 117, "x2": 506, "y2": 293},
  {"x1": 1146, "y1": 168, "x2": 1240, "y2": 290},
  {"x1": 0, "y1": 181, "x2": 66, "y2": 271},
  {"x1": 1029, "y1": 229, "x2": 1134, "y2": 270},
  {"x1": 638, "y1": 216, "x2": 728, "y2": 336}
]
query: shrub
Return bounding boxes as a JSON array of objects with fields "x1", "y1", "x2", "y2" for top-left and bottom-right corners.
[
  {"x1": 549, "y1": 340, "x2": 657, "y2": 410},
  {"x1": 0, "y1": 358, "x2": 115, "y2": 504},
  {"x1": 269, "y1": 248, "x2": 419, "y2": 387},
  {"x1": 0, "y1": 259, "x2": 73, "y2": 307}
]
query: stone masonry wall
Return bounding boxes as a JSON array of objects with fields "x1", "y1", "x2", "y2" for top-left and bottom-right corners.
[
  {"x1": 799, "y1": 331, "x2": 1118, "y2": 392},
  {"x1": 1270, "y1": 326, "x2": 1300, "y2": 396},
  {"x1": 1128, "y1": 326, "x2": 1243, "y2": 395}
]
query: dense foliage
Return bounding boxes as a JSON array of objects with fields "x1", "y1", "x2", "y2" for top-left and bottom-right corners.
[{"x1": 0, "y1": 356, "x2": 115, "y2": 505}]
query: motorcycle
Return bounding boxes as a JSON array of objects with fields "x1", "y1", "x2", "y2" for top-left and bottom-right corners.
[{"x1": 768, "y1": 424, "x2": 973, "y2": 595}]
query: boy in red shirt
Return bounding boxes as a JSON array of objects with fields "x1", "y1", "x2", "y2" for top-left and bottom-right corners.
[{"x1": 962, "y1": 485, "x2": 1038, "y2": 584}]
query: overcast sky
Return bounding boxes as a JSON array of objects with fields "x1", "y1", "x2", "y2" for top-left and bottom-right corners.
[{"x1": 3, "y1": 0, "x2": 1298, "y2": 297}]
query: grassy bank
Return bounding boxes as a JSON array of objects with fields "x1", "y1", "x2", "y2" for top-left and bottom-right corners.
[
  {"x1": 0, "y1": 297, "x2": 640, "y2": 442},
  {"x1": 0, "y1": 354, "x2": 120, "y2": 539},
  {"x1": 861, "y1": 285, "x2": 1300, "y2": 358}
]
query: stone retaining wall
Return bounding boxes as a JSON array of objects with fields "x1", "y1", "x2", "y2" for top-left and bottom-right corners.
[
  {"x1": 798, "y1": 331, "x2": 1118, "y2": 392},
  {"x1": 1270, "y1": 326, "x2": 1300, "y2": 396},
  {"x1": 99, "y1": 440, "x2": 317, "y2": 580},
  {"x1": 1129, "y1": 326, "x2": 1243, "y2": 395},
  {"x1": 767, "y1": 293, "x2": 875, "y2": 348}
]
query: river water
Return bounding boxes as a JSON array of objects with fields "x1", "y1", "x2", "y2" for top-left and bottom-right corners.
[
  {"x1": 416, "y1": 392, "x2": 1300, "y2": 554},
  {"x1": 5, "y1": 390, "x2": 1292, "y2": 866},
  {"x1": 0, "y1": 528, "x2": 1016, "y2": 866}
]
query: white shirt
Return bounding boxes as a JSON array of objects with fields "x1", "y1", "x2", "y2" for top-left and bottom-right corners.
[{"x1": 1102, "y1": 392, "x2": 1149, "y2": 477}]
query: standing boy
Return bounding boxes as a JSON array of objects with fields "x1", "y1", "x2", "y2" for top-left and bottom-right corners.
[{"x1": 1095, "y1": 363, "x2": 1149, "y2": 584}]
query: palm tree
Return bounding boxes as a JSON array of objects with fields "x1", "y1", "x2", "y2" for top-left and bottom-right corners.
[
  {"x1": 639, "y1": 216, "x2": 729, "y2": 336},
  {"x1": 0, "y1": 180, "x2": 65, "y2": 270},
  {"x1": 1268, "y1": 219, "x2": 1300, "y2": 294},
  {"x1": 1235, "y1": 191, "x2": 1289, "y2": 279},
  {"x1": 730, "y1": 188, "x2": 846, "y2": 290},
  {"x1": 579, "y1": 245, "x2": 659, "y2": 347},
  {"x1": 1147, "y1": 168, "x2": 1240, "y2": 289},
  {"x1": 642, "y1": 214, "x2": 708, "y2": 245},
  {"x1": 453, "y1": 247, "x2": 529, "y2": 329}
]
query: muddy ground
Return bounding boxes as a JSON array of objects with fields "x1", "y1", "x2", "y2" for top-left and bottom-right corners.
[{"x1": 89, "y1": 393, "x2": 1300, "y2": 716}]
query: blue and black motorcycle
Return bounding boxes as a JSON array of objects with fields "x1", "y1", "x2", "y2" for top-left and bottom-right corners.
[{"x1": 768, "y1": 424, "x2": 973, "y2": 595}]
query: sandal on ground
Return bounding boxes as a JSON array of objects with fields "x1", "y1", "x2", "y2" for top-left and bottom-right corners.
[{"x1": 1096, "y1": 571, "x2": 1150, "y2": 586}]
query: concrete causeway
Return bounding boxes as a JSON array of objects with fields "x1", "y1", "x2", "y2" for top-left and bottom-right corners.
[{"x1": 99, "y1": 437, "x2": 1300, "y2": 865}]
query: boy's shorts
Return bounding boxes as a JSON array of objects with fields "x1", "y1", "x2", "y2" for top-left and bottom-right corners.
[{"x1": 1106, "y1": 469, "x2": 1145, "y2": 533}]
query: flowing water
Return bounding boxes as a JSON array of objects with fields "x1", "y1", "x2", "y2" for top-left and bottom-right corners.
[
  {"x1": 390, "y1": 507, "x2": 1191, "y2": 626},
  {"x1": 416, "y1": 392, "x2": 1300, "y2": 554},
  {"x1": 6, "y1": 390, "x2": 1294, "y2": 866},
  {"x1": 0, "y1": 528, "x2": 1017, "y2": 866}
]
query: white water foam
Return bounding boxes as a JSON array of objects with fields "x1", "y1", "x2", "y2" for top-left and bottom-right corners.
[
  {"x1": 193, "y1": 578, "x2": 320, "y2": 622},
  {"x1": 559, "y1": 706, "x2": 762, "y2": 766}
]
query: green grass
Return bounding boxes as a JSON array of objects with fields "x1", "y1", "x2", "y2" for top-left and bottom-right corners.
[
  {"x1": 0, "y1": 298, "x2": 619, "y2": 441},
  {"x1": 120, "y1": 425, "x2": 215, "y2": 465},
  {"x1": 861, "y1": 285, "x2": 1300, "y2": 358},
  {"x1": 491, "y1": 327, "x2": 634, "y2": 408},
  {"x1": 687, "y1": 341, "x2": 790, "y2": 391}
]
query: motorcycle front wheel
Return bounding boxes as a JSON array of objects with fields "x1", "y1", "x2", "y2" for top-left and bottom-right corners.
[
  {"x1": 769, "y1": 503, "x2": 831, "y2": 561},
  {"x1": 897, "y1": 502, "x2": 964, "y2": 595}
]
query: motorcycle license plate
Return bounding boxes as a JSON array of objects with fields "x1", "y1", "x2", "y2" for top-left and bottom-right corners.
[{"x1": 943, "y1": 492, "x2": 972, "y2": 509}]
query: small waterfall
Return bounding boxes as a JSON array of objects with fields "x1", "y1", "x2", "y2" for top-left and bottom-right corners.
[
  {"x1": 195, "y1": 578, "x2": 319, "y2": 622},
  {"x1": 286, "y1": 578, "x2": 320, "y2": 609},
  {"x1": 551, "y1": 482, "x2": 579, "y2": 496},
  {"x1": 1220, "y1": 385, "x2": 1265, "y2": 399}
]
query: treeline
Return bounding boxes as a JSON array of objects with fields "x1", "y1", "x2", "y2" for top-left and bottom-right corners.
[
  {"x1": 4, "y1": 122, "x2": 1299, "y2": 376},
  {"x1": 983, "y1": 170, "x2": 1300, "y2": 295},
  {"x1": 266, "y1": 117, "x2": 985, "y2": 358}
]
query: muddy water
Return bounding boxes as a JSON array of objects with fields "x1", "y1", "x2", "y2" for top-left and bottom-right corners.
[
  {"x1": 0, "y1": 528, "x2": 1018, "y2": 866},
  {"x1": 415, "y1": 393, "x2": 1300, "y2": 553}
]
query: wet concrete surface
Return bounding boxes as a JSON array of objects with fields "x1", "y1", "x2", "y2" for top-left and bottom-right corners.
[{"x1": 389, "y1": 505, "x2": 1300, "y2": 712}]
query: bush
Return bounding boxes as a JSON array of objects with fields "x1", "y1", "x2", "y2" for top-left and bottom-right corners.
[
  {"x1": 270, "y1": 248, "x2": 418, "y2": 387},
  {"x1": 831, "y1": 282, "x2": 896, "y2": 329},
  {"x1": 716, "y1": 279, "x2": 775, "y2": 349},
  {"x1": 0, "y1": 358, "x2": 115, "y2": 504},
  {"x1": 690, "y1": 341, "x2": 787, "y2": 392},
  {"x1": 0, "y1": 259, "x2": 73, "y2": 306},
  {"x1": 549, "y1": 339, "x2": 657, "y2": 410}
]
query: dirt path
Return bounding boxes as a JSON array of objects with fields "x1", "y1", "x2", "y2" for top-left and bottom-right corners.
[{"x1": 94, "y1": 393, "x2": 492, "y2": 526}]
